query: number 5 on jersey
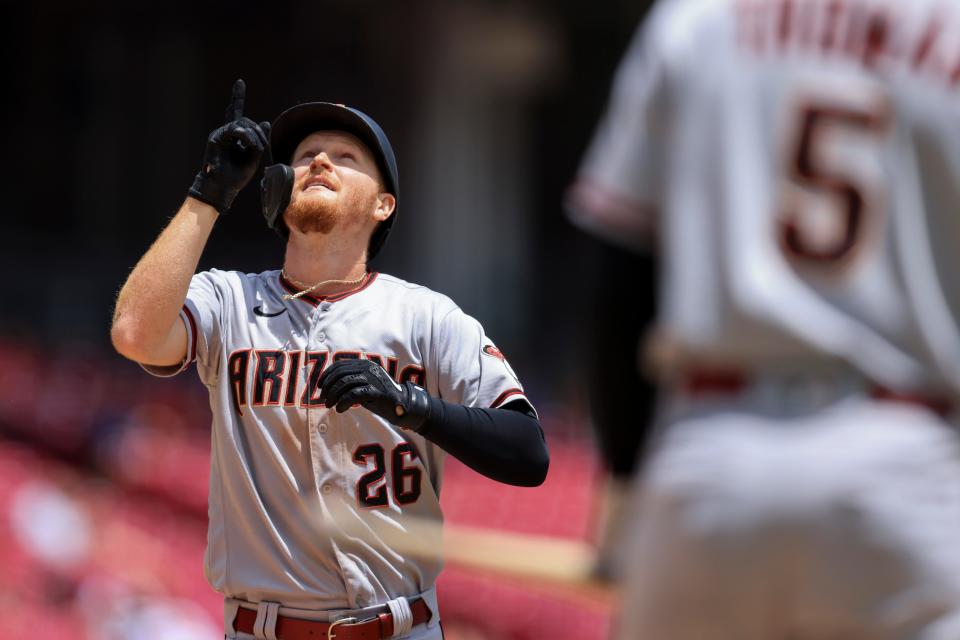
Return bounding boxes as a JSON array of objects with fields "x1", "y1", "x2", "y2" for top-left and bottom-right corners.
[
  {"x1": 778, "y1": 90, "x2": 892, "y2": 269},
  {"x1": 354, "y1": 443, "x2": 422, "y2": 508}
]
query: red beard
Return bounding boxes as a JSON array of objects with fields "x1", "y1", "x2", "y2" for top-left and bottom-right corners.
[{"x1": 284, "y1": 189, "x2": 342, "y2": 235}]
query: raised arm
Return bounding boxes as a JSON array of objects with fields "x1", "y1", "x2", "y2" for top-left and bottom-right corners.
[
  {"x1": 111, "y1": 79, "x2": 269, "y2": 366},
  {"x1": 111, "y1": 198, "x2": 219, "y2": 365}
]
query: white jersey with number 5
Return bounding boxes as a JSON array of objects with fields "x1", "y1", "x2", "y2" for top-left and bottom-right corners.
[
  {"x1": 145, "y1": 269, "x2": 532, "y2": 612},
  {"x1": 573, "y1": 0, "x2": 960, "y2": 393}
]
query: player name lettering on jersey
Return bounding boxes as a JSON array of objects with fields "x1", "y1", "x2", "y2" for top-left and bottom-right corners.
[
  {"x1": 737, "y1": 0, "x2": 960, "y2": 88},
  {"x1": 227, "y1": 348, "x2": 426, "y2": 416}
]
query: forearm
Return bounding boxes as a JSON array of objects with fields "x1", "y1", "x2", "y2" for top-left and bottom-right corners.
[
  {"x1": 111, "y1": 197, "x2": 218, "y2": 362},
  {"x1": 418, "y1": 399, "x2": 550, "y2": 487},
  {"x1": 317, "y1": 360, "x2": 550, "y2": 486}
]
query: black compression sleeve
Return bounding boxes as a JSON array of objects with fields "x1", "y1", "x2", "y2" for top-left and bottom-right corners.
[{"x1": 417, "y1": 398, "x2": 549, "y2": 487}]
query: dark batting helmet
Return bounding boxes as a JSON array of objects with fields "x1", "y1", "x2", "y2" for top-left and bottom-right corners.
[{"x1": 260, "y1": 102, "x2": 399, "y2": 261}]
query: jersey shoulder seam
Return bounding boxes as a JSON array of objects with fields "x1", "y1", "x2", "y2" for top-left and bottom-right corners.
[
  {"x1": 375, "y1": 274, "x2": 461, "y2": 310},
  {"x1": 374, "y1": 272, "x2": 431, "y2": 291}
]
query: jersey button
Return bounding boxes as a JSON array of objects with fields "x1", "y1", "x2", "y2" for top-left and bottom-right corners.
[
  {"x1": 322, "y1": 484, "x2": 332, "y2": 494},
  {"x1": 318, "y1": 423, "x2": 328, "y2": 433},
  {"x1": 317, "y1": 332, "x2": 326, "y2": 342}
]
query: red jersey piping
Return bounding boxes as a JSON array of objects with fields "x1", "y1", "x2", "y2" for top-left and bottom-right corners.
[
  {"x1": 491, "y1": 388, "x2": 526, "y2": 408},
  {"x1": 182, "y1": 304, "x2": 198, "y2": 363}
]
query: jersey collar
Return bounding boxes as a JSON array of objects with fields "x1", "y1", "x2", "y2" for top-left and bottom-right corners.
[{"x1": 278, "y1": 271, "x2": 379, "y2": 307}]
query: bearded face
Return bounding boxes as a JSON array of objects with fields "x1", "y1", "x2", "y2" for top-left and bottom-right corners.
[{"x1": 285, "y1": 131, "x2": 390, "y2": 237}]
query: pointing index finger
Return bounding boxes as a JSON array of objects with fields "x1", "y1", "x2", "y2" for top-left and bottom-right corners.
[{"x1": 228, "y1": 78, "x2": 246, "y2": 123}]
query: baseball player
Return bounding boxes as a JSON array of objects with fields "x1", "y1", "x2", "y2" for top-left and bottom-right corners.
[
  {"x1": 569, "y1": 0, "x2": 960, "y2": 637},
  {"x1": 111, "y1": 79, "x2": 548, "y2": 640}
]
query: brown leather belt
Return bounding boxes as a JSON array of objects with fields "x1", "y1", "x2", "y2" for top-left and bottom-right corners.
[{"x1": 232, "y1": 598, "x2": 431, "y2": 640}]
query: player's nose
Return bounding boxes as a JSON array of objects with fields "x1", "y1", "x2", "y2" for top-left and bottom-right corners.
[{"x1": 310, "y1": 151, "x2": 334, "y2": 173}]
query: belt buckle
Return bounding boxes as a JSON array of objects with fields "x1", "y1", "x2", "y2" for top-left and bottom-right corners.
[{"x1": 327, "y1": 617, "x2": 358, "y2": 640}]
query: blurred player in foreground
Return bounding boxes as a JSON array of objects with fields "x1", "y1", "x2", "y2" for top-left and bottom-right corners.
[
  {"x1": 569, "y1": 0, "x2": 960, "y2": 637},
  {"x1": 111, "y1": 80, "x2": 548, "y2": 640}
]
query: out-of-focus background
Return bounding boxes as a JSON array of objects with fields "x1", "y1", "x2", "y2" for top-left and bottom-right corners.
[{"x1": 0, "y1": 1, "x2": 656, "y2": 638}]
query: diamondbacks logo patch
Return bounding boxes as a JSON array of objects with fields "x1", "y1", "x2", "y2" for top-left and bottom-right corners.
[{"x1": 483, "y1": 345, "x2": 506, "y2": 361}]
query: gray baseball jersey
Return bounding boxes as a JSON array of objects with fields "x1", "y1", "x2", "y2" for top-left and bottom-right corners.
[
  {"x1": 572, "y1": 0, "x2": 960, "y2": 396},
  {"x1": 145, "y1": 269, "x2": 532, "y2": 609},
  {"x1": 571, "y1": 1, "x2": 960, "y2": 637}
]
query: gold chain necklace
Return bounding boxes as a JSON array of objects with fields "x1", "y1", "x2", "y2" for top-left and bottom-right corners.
[{"x1": 281, "y1": 268, "x2": 367, "y2": 301}]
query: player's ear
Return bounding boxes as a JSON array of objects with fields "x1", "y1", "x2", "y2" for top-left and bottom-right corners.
[{"x1": 373, "y1": 192, "x2": 396, "y2": 222}]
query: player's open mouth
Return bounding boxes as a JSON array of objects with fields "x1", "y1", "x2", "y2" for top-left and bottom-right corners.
[{"x1": 304, "y1": 175, "x2": 338, "y2": 191}]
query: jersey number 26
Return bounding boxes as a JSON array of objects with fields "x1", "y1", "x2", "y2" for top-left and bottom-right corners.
[{"x1": 354, "y1": 443, "x2": 422, "y2": 508}]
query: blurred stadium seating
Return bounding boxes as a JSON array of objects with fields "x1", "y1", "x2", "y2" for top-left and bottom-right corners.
[{"x1": 0, "y1": 338, "x2": 611, "y2": 639}]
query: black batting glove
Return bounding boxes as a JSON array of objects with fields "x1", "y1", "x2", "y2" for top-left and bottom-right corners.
[
  {"x1": 188, "y1": 78, "x2": 271, "y2": 214},
  {"x1": 318, "y1": 359, "x2": 432, "y2": 431}
]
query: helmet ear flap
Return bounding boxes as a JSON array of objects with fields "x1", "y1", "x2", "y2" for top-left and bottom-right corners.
[{"x1": 261, "y1": 164, "x2": 294, "y2": 238}]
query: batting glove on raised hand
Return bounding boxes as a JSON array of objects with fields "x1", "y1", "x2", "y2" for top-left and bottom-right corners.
[
  {"x1": 318, "y1": 359, "x2": 432, "y2": 431},
  {"x1": 188, "y1": 78, "x2": 271, "y2": 214}
]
